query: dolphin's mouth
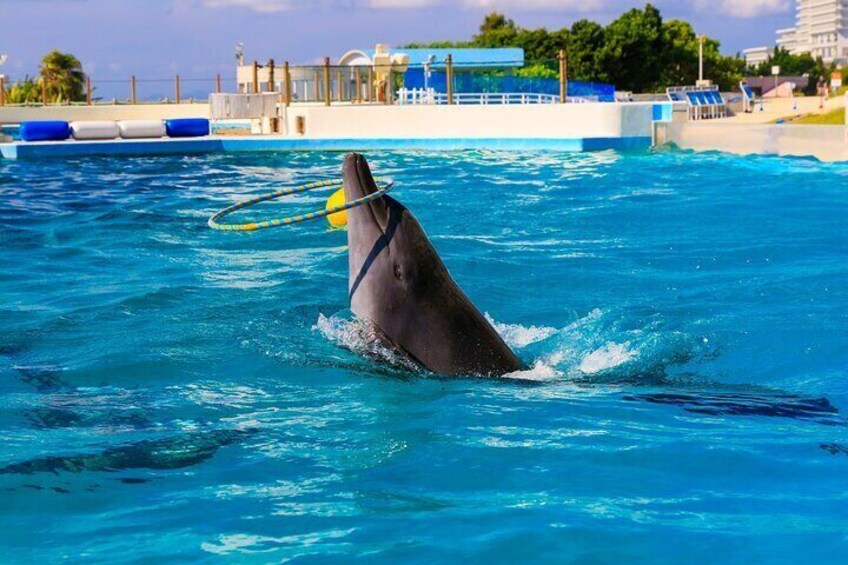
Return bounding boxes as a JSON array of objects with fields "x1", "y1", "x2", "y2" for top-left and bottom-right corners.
[{"x1": 347, "y1": 153, "x2": 389, "y2": 235}]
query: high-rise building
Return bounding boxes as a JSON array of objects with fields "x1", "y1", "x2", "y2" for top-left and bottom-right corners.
[{"x1": 772, "y1": 0, "x2": 848, "y2": 64}]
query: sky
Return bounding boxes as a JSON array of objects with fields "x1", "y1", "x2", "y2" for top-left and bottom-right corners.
[{"x1": 0, "y1": 0, "x2": 795, "y2": 90}]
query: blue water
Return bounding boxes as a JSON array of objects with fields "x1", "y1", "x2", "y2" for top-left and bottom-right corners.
[
  {"x1": 1, "y1": 149, "x2": 847, "y2": 562},
  {"x1": 1, "y1": 125, "x2": 21, "y2": 141}
]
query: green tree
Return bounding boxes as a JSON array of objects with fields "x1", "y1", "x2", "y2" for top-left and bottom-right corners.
[
  {"x1": 39, "y1": 50, "x2": 85, "y2": 102},
  {"x1": 516, "y1": 63, "x2": 558, "y2": 79},
  {"x1": 707, "y1": 50, "x2": 746, "y2": 92},
  {"x1": 659, "y1": 20, "x2": 700, "y2": 87},
  {"x1": 567, "y1": 19, "x2": 607, "y2": 82},
  {"x1": 403, "y1": 4, "x2": 749, "y2": 92},
  {"x1": 4, "y1": 77, "x2": 41, "y2": 104},
  {"x1": 752, "y1": 47, "x2": 834, "y2": 94},
  {"x1": 659, "y1": 20, "x2": 744, "y2": 91},
  {"x1": 473, "y1": 11, "x2": 520, "y2": 48},
  {"x1": 597, "y1": 4, "x2": 664, "y2": 92}
]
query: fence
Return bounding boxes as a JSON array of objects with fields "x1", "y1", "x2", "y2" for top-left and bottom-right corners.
[
  {"x1": 235, "y1": 59, "x2": 396, "y2": 104},
  {"x1": 397, "y1": 89, "x2": 568, "y2": 105},
  {"x1": 0, "y1": 52, "x2": 618, "y2": 108},
  {"x1": 0, "y1": 74, "x2": 233, "y2": 106},
  {"x1": 234, "y1": 51, "x2": 615, "y2": 106}
]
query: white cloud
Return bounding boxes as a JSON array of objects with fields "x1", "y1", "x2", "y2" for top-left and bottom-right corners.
[
  {"x1": 696, "y1": 0, "x2": 790, "y2": 18},
  {"x1": 203, "y1": 0, "x2": 295, "y2": 12},
  {"x1": 462, "y1": 0, "x2": 606, "y2": 9}
]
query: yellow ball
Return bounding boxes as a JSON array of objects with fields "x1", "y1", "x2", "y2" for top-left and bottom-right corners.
[{"x1": 325, "y1": 187, "x2": 347, "y2": 227}]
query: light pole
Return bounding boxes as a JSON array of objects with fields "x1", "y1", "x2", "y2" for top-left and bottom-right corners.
[
  {"x1": 423, "y1": 55, "x2": 434, "y2": 91},
  {"x1": 698, "y1": 35, "x2": 705, "y2": 85}
]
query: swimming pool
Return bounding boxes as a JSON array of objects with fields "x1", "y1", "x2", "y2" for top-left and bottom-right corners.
[{"x1": 1, "y1": 149, "x2": 846, "y2": 562}]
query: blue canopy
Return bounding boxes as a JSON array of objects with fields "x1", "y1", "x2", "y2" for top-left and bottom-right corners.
[{"x1": 365, "y1": 48, "x2": 524, "y2": 69}]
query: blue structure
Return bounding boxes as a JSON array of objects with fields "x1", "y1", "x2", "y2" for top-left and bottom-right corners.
[
  {"x1": 360, "y1": 48, "x2": 525, "y2": 70},
  {"x1": 20, "y1": 121, "x2": 71, "y2": 142},
  {"x1": 740, "y1": 81, "x2": 757, "y2": 113},
  {"x1": 165, "y1": 118, "x2": 210, "y2": 138},
  {"x1": 341, "y1": 47, "x2": 616, "y2": 103},
  {"x1": 667, "y1": 86, "x2": 727, "y2": 120}
]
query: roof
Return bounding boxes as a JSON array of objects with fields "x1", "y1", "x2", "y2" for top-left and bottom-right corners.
[
  {"x1": 341, "y1": 48, "x2": 524, "y2": 69},
  {"x1": 744, "y1": 75, "x2": 810, "y2": 92}
]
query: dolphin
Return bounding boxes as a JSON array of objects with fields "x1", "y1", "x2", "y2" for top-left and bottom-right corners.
[
  {"x1": 0, "y1": 428, "x2": 254, "y2": 475},
  {"x1": 343, "y1": 153, "x2": 522, "y2": 377}
]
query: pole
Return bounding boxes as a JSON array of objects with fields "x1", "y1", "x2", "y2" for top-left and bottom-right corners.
[
  {"x1": 284, "y1": 61, "x2": 291, "y2": 106},
  {"x1": 215, "y1": 74, "x2": 222, "y2": 94},
  {"x1": 175, "y1": 75, "x2": 181, "y2": 104},
  {"x1": 446, "y1": 54, "x2": 453, "y2": 105},
  {"x1": 323, "y1": 57, "x2": 331, "y2": 106},
  {"x1": 367, "y1": 66, "x2": 374, "y2": 102},
  {"x1": 698, "y1": 35, "x2": 705, "y2": 83},
  {"x1": 336, "y1": 69, "x2": 343, "y2": 101},
  {"x1": 86, "y1": 75, "x2": 92, "y2": 105},
  {"x1": 252, "y1": 60, "x2": 259, "y2": 94},
  {"x1": 354, "y1": 66, "x2": 361, "y2": 103},
  {"x1": 267, "y1": 59, "x2": 275, "y2": 92},
  {"x1": 386, "y1": 65, "x2": 392, "y2": 105},
  {"x1": 0, "y1": 76, "x2": 5, "y2": 107},
  {"x1": 131, "y1": 75, "x2": 137, "y2": 104},
  {"x1": 558, "y1": 49, "x2": 566, "y2": 103}
]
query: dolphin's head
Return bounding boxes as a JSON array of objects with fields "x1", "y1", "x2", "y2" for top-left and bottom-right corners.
[
  {"x1": 343, "y1": 152, "x2": 391, "y2": 243},
  {"x1": 343, "y1": 153, "x2": 444, "y2": 353},
  {"x1": 341, "y1": 153, "x2": 522, "y2": 375}
]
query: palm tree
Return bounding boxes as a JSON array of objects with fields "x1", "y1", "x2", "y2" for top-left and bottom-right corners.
[{"x1": 39, "y1": 50, "x2": 85, "y2": 102}]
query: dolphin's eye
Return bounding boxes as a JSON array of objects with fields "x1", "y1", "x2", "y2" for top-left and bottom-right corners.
[{"x1": 393, "y1": 263, "x2": 403, "y2": 280}]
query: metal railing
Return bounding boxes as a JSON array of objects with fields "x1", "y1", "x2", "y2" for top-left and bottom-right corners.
[
  {"x1": 0, "y1": 75, "x2": 229, "y2": 107},
  {"x1": 1, "y1": 51, "x2": 619, "y2": 109},
  {"x1": 397, "y1": 88, "x2": 580, "y2": 105},
  {"x1": 233, "y1": 50, "x2": 582, "y2": 107}
]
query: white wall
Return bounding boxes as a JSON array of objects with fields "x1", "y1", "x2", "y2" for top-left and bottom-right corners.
[
  {"x1": 658, "y1": 122, "x2": 848, "y2": 162},
  {"x1": 281, "y1": 102, "x2": 656, "y2": 140},
  {"x1": 0, "y1": 103, "x2": 210, "y2": 124}
]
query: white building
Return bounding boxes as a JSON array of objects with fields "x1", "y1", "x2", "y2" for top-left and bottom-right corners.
[
  {"x1": 766, "y1": 0, "x2": 848, "y2": 64},
  {"x1": 776, "y1": 27, "x2": 801, "y2": 53},
  {"x1": 743, "y1": 46, "x2": 771, "y2": 67}
]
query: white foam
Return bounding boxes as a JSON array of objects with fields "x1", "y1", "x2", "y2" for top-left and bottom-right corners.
[
  {"x1": 314, "y1": 313, "x2": 420, "y2": 371},
  {"x1": 578, "y1": 342, "x2": 636, "y2": 375},
  {"x1": 501, "y1": 360, "x2": 563, "y2": 382},
  {"x1": 485, "y1": 314, "x2": 557, "y2": 349}
]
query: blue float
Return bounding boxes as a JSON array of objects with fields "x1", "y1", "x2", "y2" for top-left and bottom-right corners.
[
  {"x1": 165, "y1": 118, "x2": 209, "y2": 138},
  {"x1": 20, "y1": 121, "x2": 71, "y2": 142}
]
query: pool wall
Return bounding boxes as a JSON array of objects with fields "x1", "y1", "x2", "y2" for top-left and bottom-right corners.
[
  {"x1": 0, "y1": 103, "x2": 210, "y2": 124},
  {"x1": 1, "y1": 102, "x2": 667, "y2": 159},
  {"x1": 657, "y1": 122, "x2": 848, "y2": 162},
  {"x1": 279, "y1": 103, "x2": 656, "y2": 139}
]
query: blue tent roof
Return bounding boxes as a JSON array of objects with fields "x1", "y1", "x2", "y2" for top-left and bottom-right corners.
[{"x1": 365, "y1": 48, "x2": 524, "y2": 69}]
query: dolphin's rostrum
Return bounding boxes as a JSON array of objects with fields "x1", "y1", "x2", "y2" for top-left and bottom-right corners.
[{"x1": 343, "y1": 153, "x2": 522, "y2": 376}]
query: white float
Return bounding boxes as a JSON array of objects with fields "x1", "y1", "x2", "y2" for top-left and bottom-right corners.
[
  {"x1": 117, "y1": 120, "x2": 166, "y2": 139},
  {"x1": 70, "y1": 121, "x2": 120, "y2": 140}
]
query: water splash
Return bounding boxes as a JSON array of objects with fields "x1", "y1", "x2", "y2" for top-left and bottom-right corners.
[
  {"x1": 488, "y1": 308, "x2": 709, "y2": 384},
  {"x1": 314, "y1": 313, "x2": 421, "y2": 372},
  {"x1": 484, "y1": 314, "x2": 557, "y2": 349}
]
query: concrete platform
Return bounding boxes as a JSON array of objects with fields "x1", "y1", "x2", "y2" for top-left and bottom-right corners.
[
  {"x1": 0, "y1": 135, "x2": 652, "y2": 160},
  {"x1": 656, "y1": 122, "x2": 848, "y2": 162}
]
